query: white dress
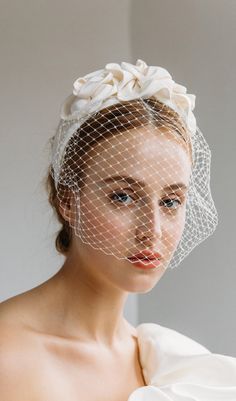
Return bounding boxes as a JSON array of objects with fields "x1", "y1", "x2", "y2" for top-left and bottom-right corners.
[{"x1": 127, "y1": 323, "x2": 236, "y2": 400}]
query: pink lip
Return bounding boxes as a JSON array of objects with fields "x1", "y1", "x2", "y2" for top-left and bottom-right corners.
[
  {"x1": 127, "y1": 250, "x2": 163, "y2": 269},
  {"x1": 128, "y1": 258, "x2": 161, "y2": 269},
  {"x1": 128, "y1": 249, "x2": 163, "y2": 260}
]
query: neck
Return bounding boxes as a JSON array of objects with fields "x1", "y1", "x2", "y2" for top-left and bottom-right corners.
[{"x1": 43, "y1": 252, "x2": 133, "y2": 348}]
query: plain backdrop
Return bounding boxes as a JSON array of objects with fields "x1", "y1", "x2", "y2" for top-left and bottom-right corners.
[{"x1": 0, "y1": 0, "x2": 235, "y2": 356}]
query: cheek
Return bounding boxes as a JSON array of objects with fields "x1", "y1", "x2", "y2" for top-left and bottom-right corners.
[
  {"x1": 163, "y1": 207, "x2": 186, "y2": 251},
  {"x1": 77, "y1": 195, "x2": 132, "y2": 249}
]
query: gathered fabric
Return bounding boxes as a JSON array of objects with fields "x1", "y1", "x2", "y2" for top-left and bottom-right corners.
[{"x1": 127, "y1": 323, "x2": 236, "y2": 400}]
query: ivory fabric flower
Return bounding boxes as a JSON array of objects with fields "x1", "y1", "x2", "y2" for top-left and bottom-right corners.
[{"x1": 60, "y1": 59, "x2": 196, "y2": 136}]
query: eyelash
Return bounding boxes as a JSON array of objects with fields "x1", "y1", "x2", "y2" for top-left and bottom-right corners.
[{"x1": 108, "y1": 190, "x2": 183, "y2": 210}]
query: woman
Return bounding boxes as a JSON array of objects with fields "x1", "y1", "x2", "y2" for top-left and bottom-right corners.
[{"x1": 0, "y1": 59, "x2": 235, "y2": 400}]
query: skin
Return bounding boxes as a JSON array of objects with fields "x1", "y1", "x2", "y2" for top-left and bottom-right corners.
[{"x1": 0, "y1": 125, "x2": 192, "y2": 400}]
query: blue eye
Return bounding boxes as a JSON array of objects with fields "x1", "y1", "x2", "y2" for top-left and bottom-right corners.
[
  {"x1": 109, "y1": 191, "x2": 182, "y2": 210},
  {"x1": 109, "y1": 191, "x2": 136, "y2": 205},
  {"x1": 160, "y1": 198, "x2": 182, "y2": 210}
]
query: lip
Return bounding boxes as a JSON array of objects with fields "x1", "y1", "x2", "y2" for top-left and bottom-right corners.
[
  {"x1": 127, "y1": 250, "x2": 163, "y2": 270},
  {"x1": 127, "y1": 258, "x2": 162, "y2": 270},
  {"x1": 128, "y1": 249, "x2": 163, "y2": 260}
]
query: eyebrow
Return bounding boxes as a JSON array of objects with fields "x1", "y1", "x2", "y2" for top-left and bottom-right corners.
[{"x1": 98, "y1": 175, "x2": 188, "y2": 192}]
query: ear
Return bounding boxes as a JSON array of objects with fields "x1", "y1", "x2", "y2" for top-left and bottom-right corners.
[{"x1": 57, "y1": 190, "x2": 76, "y2": 224}]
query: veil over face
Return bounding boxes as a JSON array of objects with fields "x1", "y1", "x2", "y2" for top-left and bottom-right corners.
[
  {"x1": 67, "y1": 124, "x2": 192, "y2": 272},
  {"x1": 50, "y1": 60, "x2": 218, "y2": 270}
]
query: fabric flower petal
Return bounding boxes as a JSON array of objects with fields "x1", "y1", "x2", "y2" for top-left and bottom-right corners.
[{"x1": 60, "y1": 59, "x2": 196, "y2": 138}]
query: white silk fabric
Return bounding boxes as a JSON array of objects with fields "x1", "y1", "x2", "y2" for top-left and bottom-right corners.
[{"x1": 127, "y1": 323, "x2": 236, "y2": 400}]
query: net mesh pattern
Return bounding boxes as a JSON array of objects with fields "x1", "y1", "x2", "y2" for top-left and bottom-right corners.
[{"x1": 50, "y1": 98, "x2": 218, "y2": 270}]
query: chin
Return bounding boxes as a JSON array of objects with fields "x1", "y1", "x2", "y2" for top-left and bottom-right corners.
[
  {"x1": 124, "y1": 279, "x2": 162, "y2": 294},
  {"x1": 118, "y1": 263, "x2": 166, "y2": 294}
]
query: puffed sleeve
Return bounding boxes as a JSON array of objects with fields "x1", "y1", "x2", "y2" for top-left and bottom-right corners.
[{"x1": 127, "y1": 323, "x2": 236, "y2": 401}]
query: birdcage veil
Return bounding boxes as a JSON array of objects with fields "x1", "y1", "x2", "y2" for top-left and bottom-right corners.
[{"x1": 49, "y1": 59, "x2": 218, "y2": 270}]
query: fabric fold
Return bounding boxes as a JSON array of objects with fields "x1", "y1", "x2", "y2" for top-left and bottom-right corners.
[{"x1": 127, "y1": 323, "x2": 236, "y2": 400}]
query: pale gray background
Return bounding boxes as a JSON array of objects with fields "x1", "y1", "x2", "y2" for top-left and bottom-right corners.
[{"x1": 0, "y1": 0, "x2": 235, "y2": 356}]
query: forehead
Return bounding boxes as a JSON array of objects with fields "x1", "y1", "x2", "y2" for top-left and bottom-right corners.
[{"x1": 83, "y1": 126, "x2": 191, "y2": 188}]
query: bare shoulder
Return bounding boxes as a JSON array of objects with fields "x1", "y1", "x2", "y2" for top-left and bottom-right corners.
[
  {"x1": 0, "y1": 290, "x2": 46, "y2": 356},
  {"x1": 0, "y1": 317, "x2": 30, "y2": 376},
  {"x1": 0, "y1": 278, "x2": 53, "y2": 330},
  {"x1": 0, "y1": 296, "x2": 45, "y2": 400}
]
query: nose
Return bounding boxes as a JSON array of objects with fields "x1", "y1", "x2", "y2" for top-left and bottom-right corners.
[{"x1": 135, "y1": 200, "x2": 162, "y2": 245}]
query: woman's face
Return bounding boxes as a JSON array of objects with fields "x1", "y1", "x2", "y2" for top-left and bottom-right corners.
[{"x1": 68, "y1": 126, "x2": 192, "y2": 293}]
